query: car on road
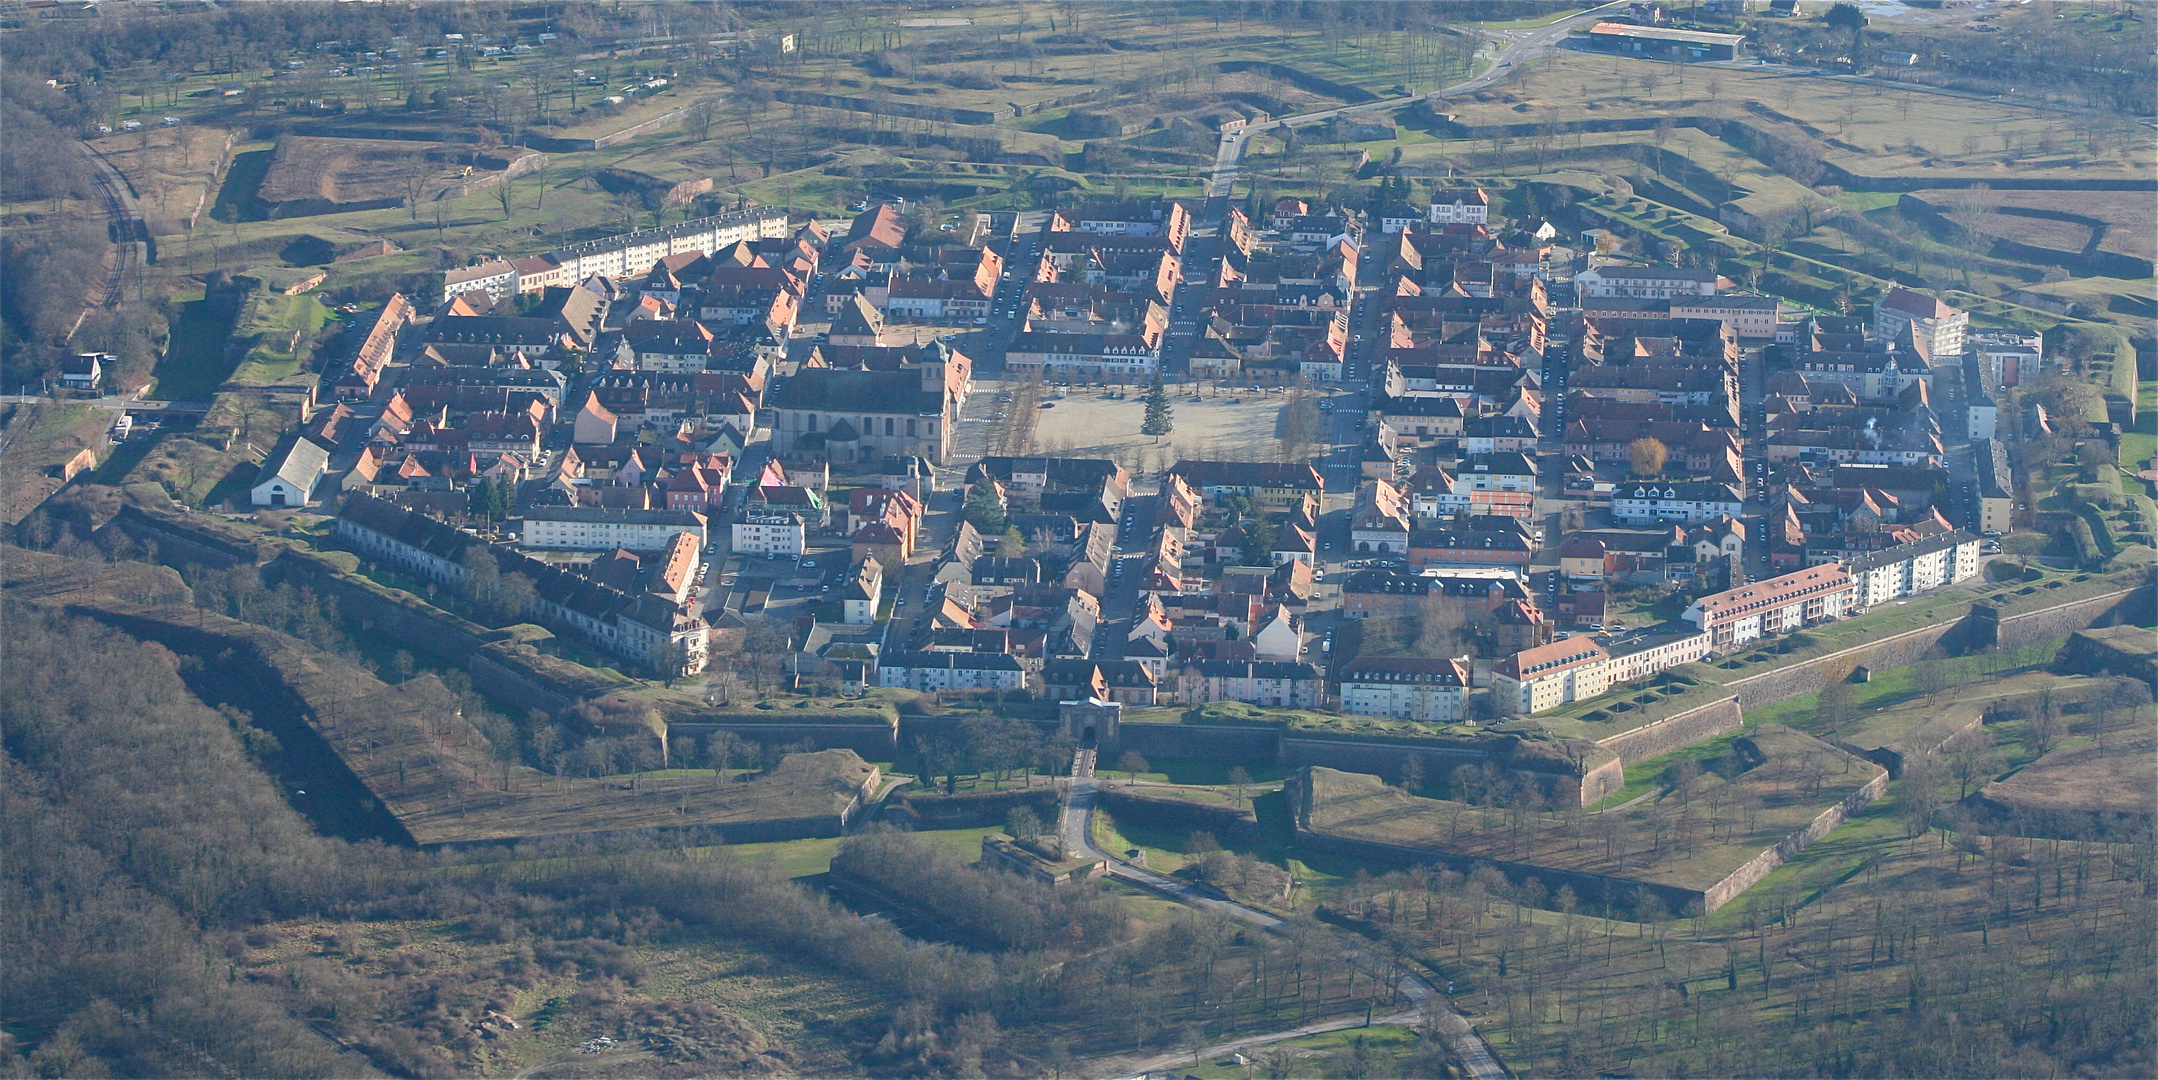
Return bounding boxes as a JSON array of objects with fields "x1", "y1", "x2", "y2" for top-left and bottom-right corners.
[
  {"x1": 1319, "y1": 400, "x2": 1336, "y2": 412},
  {"x1": 1039, "y1": 401, "x2": 1056, "y2": 409}
]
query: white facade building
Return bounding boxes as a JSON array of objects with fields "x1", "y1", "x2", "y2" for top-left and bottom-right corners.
[
  {"x1": 1337, "y1": 657, "x2": 1470, "y2": 723},
  {"x1": 520, "y1": 508, "x2": 708, "y2": 552},
  {"x1": 1845, "y1": 531, "x2": 1982, "y2": 609},
  {"x1": 877, "y1": 652, "x2": 1028, "y2": 692},
  {"x1": 732, "y1": 508, "x2": 807, "y2": 557},
  {"x1": 1493, "y1": 639, "x2": 1612, "y2": 716},
  {"x1": 1682, "y1": 564, "x2": 1855, "y2": 650},
  {"x1": 1428, "y1": 190, "x2": 1490, "y2": 225},
  {"x1": 1602, "y1": 627, "x2": 1714, "y2": 685},
  {"x1": 1575, "y1": 265, "x2": 1719, "y2": 299}
]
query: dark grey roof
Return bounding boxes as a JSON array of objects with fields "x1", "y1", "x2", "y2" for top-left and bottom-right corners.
[{"x1": 770, "y1": 368, "x2": 943, "y2": 416}]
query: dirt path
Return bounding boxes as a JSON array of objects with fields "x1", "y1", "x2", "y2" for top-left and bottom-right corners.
[{"x1": 1060, "y1": 773, "x2": 1509, "y2": 1080}]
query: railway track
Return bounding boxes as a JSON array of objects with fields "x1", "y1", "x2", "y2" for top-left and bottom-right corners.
[{"x1": 68, "y1": 142, "x2": 149, "y2": 338}]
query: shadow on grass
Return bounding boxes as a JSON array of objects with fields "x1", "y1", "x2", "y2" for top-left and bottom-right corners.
[
  {"x1": 147, "y1": 299, "x2": 241, "y2": 403},
  {"x1": 209, "y1": 148, "x2": 273, "y2": 223}
]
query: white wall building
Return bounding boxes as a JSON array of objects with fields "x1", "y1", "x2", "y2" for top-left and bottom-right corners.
[
  {"x1": 1682, "y1": 563, "x2": 1854, "y2": 650},
  {"x1": 520, "y1": 508, "x2": 708, "y2": 552},
  {"x1": 1493, "y1": 639, "x2": 1611, "y2": 716},
  {"x1": 1845, "y1": 530, "x2": 1982, "y2": 609},
  {"x1": 1874, "y1": 287, "x2": 1969, "y2": 362},
  {"x1": 1602, "y1": 627, "x2": 1714, "y2": 685},
  {"x1": 1337, "y1": 657, "x2": 1470, "y2": 723},
  {"x1": 732, "y1": 508, "x2": 807, "y2": 557},
  {"x1": 1428, "y1": 189, "x2": 1490, "y2": 226},
  {"x1": 1575, "y1": 265, "x2": 1719, "y2": 299},
  {"x1": 877, "y1": 651, "x2": 1028, "y2": 692}
]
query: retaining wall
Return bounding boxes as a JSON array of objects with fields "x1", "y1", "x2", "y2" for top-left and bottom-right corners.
[
  {"x1": 1721, "y1": 620, "x2": 1961, "y2": 709},
  {"x1": 106, "y1": 503, "x2": 271, "y2": 568},
  {"x1": 520, "y1": 105, "x2": 698, "y2": 152},
  {"x1": 1594, "y1": 696, "x2": 1744, "y2": 765},
  {"x1": 468, "y1": 647, "x2": 582, "y2": 717},
  {"x1": 262, "y1": 550, "x2": 502, "y2": 661},
  {"x1": 1700, "y1": 770, "x2": 1889, "y2": 911},
  {"x1": 1988, "y1": 586, "x2": 2149, "y2": 648},
  {"x1": 1277, "y1": 736, "x2": 1616, "y2": 807},
  {"x1": 1096, "y1": 786, "x2": 1260, "y2": 846},
  {"x1": 773, "y1": 90, "x2": 1011, "y2": 125},
  {"x1": 886, "y1": 785, "x2": 1063, "y2": 830},
  {"x1": 1285, "y1": 774, "x2": 1701, "y2": 915},
  {"x1": 1117, "y1": 721, "x2": 1283, "y2": 762},
  {"x1": 671, "y1": 720, "x2": 898, "y2": 758}
]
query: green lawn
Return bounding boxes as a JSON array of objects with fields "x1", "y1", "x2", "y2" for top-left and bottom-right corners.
[
  {"x1": 1181, "y1": 1024, "x2": 1430, "y2": 1079},
  {"x1": 228, "y1": 292, "x2": 334, "y2": 387}
]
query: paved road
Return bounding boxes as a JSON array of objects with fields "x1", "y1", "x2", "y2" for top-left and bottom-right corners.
[
  {"x1": 1205, "y1": 2, "x2": 1629, "y2": 199},
  {"x1": 1059, "y1": 775, "x2": 1508, "y2": 1080}
]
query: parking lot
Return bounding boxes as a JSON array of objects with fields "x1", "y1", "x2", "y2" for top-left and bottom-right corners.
[{"x1": 1021, "y1": 381, "x2": 1317, "y2": 463}]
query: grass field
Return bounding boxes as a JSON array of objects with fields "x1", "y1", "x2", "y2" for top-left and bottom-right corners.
[
  {"x1": 90, "y1": 125, "x2": 233, "y2": 231},
  {"x1": 228, "y1": 291, "x2": 337, "y2": 387},
  {"x1": 1180, "y1": 1023, "x2": 1438, "y2": 1079},
  {"x1": 1357, "y1": 780, "x2": 2156, "y2": 1077},
  {"x1": 0, "y1": 403, "x2": 112, "y2": 526},
  {"x1": 1301, "y1": 724, "x2": 1884, "y2": 897}
]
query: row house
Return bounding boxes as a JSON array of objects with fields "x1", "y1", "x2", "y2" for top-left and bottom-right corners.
[
  {"x1": 1054, "y1": 199, "x2": 1193, "y2": 252},
  {"x1": 1765, "y1": 420, "x2": 1943, "y2": 467},
  {"x1": 1002, "y1": 331, "x2": 1162, "y2": 381},
  {"x1": 1610, "y1": 481, "x2": 1746, "y2": 525},
  {"x1": 1175, "y1": 661, "x2": 1326, "y2": 709},
  {"x1": 1602, "y1": 626, "x2": 1714, "y2": 685},
  {"x1": 1682, "y1": 563, "x2": 1855, "y2": 650},
  {"x1": 1340, "y1": 566, "x2": 1530, "y2": 619},
  {"x1": 336, "y1": 494, "x2": 707, "y2": 675},
  {"x1": 877, "y1": 650, "x2": 1028, "y2": 693},
  {"x1": 1573, "y1": 264, "x2": 1720, "y2": 299},
  {"x1": 1493, "y1": 638, "x2": 1611, "y2": 716},
  {"x1": 1407, "y1": 526, "x2": 1535, "y2": 570},
  {"x1": 1845, "y1": 529, "x2": 1982, "y2": 608},
  {"x1": 1337, "y1": 657, "x2": 1470, "y2": 723},
  {"x1": 1168, "y1": 460, "x2": 1324, "y2": 509},
  {"x1": 1044, "y1": 659, "x2": 1160, "y2": 706}
]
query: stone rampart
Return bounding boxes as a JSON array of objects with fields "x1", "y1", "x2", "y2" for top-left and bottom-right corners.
[
  {"x1": 670, "y1": 720, "x2": 898, "y2": 758},
  {"x1": 773, "y1": 90, "x2": 1011, "y2": 125},
  {"x1": 1096, "y1": 786, "x2": 1260, "y2": 846},
  {"x1": 1277, "y1": 736, "x2": 1618, "y2": 807},
  {"x1": 1989, "y1": 586, "x2": 2150, "y2": 649},
  {"x1": 1284, "y1": 772, "x2": 1701, "y2": 916},
  {"x1": 1117, "y1": 721, "x2": 1283, "y2": 762},
  {"x1": 1700, "y1": 770, "x2": 1889, "y2": 911},
  {"x1": 1594, "y1": 696, "x2": 1743, "y2": 765},
  {"x1": 106, "y1": 503, "x2": 273, "y2": 568},
  {"x1": 1722, "y1": 621, "x2": 1960, "y2": 709}
]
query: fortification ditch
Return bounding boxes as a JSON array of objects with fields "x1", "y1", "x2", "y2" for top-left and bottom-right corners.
[
  {"x1": 1097, "y1": 786, "x2": 1260, "y2": 846},
  {"x1": 1593, "y1": 696, "x2": 1743, "y2": 765}
]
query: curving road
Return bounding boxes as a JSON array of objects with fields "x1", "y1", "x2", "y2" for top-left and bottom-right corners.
[
  {"x1": 1060, "y1": 773, "x2": 1508, "y2": 1080},
  {"x1": 1204, "y1": 2, "x2": 1629, "y2": 201}
]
